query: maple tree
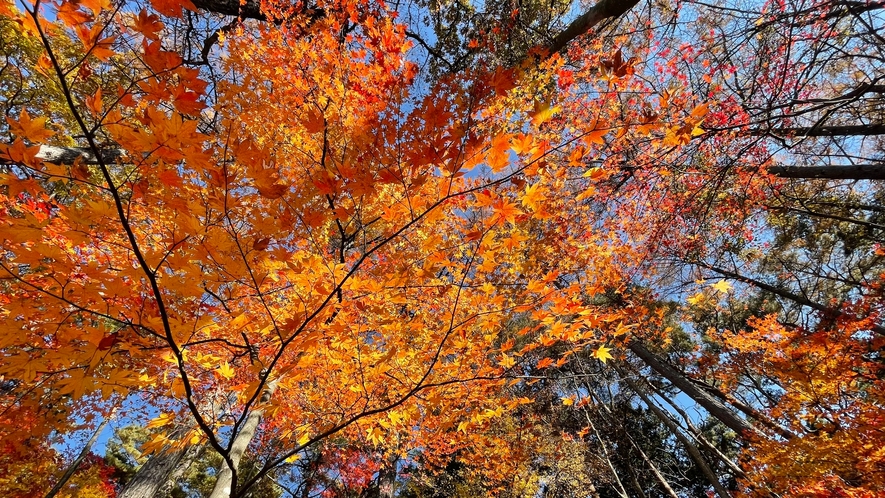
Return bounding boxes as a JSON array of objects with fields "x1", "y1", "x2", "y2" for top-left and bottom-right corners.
[
  {"x1": 2, "y1": 0, "x2": 884, "y2": 496},
  {"x1": 0, "y1": 0, "x2": 654, "y2": 496}
]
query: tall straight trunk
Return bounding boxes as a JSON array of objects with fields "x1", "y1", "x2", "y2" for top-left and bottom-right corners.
[
  {"x1": 627, "y1": 342, "x2": 763, "y2": 438},
  {"x1": 546, "y1": 0, "x2": 641, "y2": 55},
  {"x1": 209, "y1": 379, "x2": 279, "y2": 498},
  {"x1": 760, "y1": 124, "x2": 885, "y2": 137},
  {"x1": 117, "y1": 423, "x2": 205, "y2": 498},
  {"x1": 45, "y1": 408, "x2": 116, "y2": 498},
  {"x1": 623, "y1": 434, "x2": 679, "y2": 498},
  {"x1": 28, "y1": 145, "x2": 127, "y2": 165},
  {"x1": 118, "y1": 446, "x2": 192, "y2": 498},
  {"x1": 378, "y1": 452, "x2": 399, "y2": 498},
  {"x1": 697, "y1": 263, "x2": 885, "y2": 336},
  {"x1": 767, "y1": 164, "x2": 885, "y2": 180},
  {"x1": 620, "y1": 372, "x2": 733, "y2": 498},
  {"x1": 647, "y1": 377, "x2": 747, "y2": 478}
]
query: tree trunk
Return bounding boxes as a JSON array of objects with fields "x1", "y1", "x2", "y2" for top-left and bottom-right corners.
[
  {"x1": 45, "y1": 408, "x2": 116, "y2": 498},
  {"x1": 627, "y1": 342, "x2": 764, "y2": 439},
  {"x1": 116, "y1": 423, "x2": 205, "y2": 498},
  {"x1": 0, "y1": 145, "x2": 127, "y2": 165},
  {"x1": 209, "y1": 379, "x2": 279, "y2": 498},
  {"x1": 118, "y1": 446, "x2": 191, "y2": 498},
  {"x1": 623, "y1": 433, "x2": 680, "y2": 498},
  {"x1": 767, "y1": 164, "x2": 885, "y2": 180},
  {"x1": 378, "y1": 452, "x2": 398, "y2": 498},
  {"x1": 25, "y1": 145, "x2": 885, "y2": 183},
  {"x1": 760, "y1": 124, "x2": 885, "y2": 137},
  {"x1": 697, "y1": 263, "x2": 885, "y2": 336},
  {"x1": 546, "y1": 0, "x2": 641, "y2": 55},
  {"x1": 191, "y1": 0, "x2": 265, "y2": 19},
  {"x1": 620, "y1": 373, "x2": 733, "y2": 498}
]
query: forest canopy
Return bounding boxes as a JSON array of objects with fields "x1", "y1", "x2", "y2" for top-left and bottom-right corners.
[{"x1": 1, "y1": 0, "x2": 883, "y2": 497}]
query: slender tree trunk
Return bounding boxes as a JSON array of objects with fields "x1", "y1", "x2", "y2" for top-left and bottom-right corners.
[
  {"x1": 759, "y1": 124, "x2": 885, "y2": 137},
  {"x1": 620, "y1": 372, "x2": 733, "y2": 498},
  {"x1": 45, "y1": 408, "x2": 116, "y2": 498},
  {"x1": 629, "y1": 473, "x2": 649, "y2": 498},
  {"x1": 378, "y1": 452, "x2": 398, "y2": 498},
  {"x1": 697, "y1": 262, "x2": 885, "y2": 336},
  {"x1": 191, "y1": 0, "x2": 265, "y2": 19},
  {"x1": 767, "y1": 164, "x2": 885, "y2": 180},
  {"x1": 765, "y1": 205, "x2": 885, "y2": 231},
  {"x1": 0, "y1": 145, "x2": 127, "y2": 165},
  {"x1": 581, "y1": 410, "x2": 629, "y2": 498},
  {"x1": 546, "y1": 0, "x2": 641, "y2": 55},
  {"x1": 623, "y1": 433, "x2": 680, "y2": 498},
  {"x1": 627, "y1": 342, "x2": 764, "y2": 438},
  {"x1": 209, "y1": 379, "x2": 279, "y2": 498},
  {"x1": 118, "y1": 432, "x2": 195, "y2": 498},
  {"x1": 27, "y1": 144, "x2": 885, "y2": 182},
  {"x1": 208, "y1": 409, "x2": 263, "y2": 498},
  {"x1": 647, "y1": 378, "x2": 747, "y2": 478}
]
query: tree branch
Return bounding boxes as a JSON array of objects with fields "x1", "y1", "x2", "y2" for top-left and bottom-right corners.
[{"x1": 546, "y1": 0, "x2": 642, "y2": 55}]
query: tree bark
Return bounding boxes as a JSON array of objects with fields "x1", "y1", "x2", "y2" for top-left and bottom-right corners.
[
  {"x1": 192, "y1": 0, "x2": 266, "y2": 19},
  {"x1": 627, "y1": 342, "x2": 764, "y2": 439},
  {"x1": 116, "y1": 423, "x2": 204, "y2": 498},
  {"x1": 1, "y1": 0, "x2": 647, "y2": 174},
  {"x1": 623, "y1": 433, "x2": 680, "y2": 498},
  {"x1": 208, "y1": 379, "x2": 279, "y2": 498},
  {"x1": 646, "y1": 378, "x2": 747, "y2": 478},
  {"x1": 21, "y1": 145, "x2": 885, "y2": 183},
  {"x1": 760, "y1": 124, "x2": 885, "y2": 137},
  {"x1": 546, "y1": 0, "x2": 641, "y2": 55},
  {"x1": 767, "y1": 164, "x2": 885, "y2": 180},
  {"x1": 697, "y1": 263, "x2": 885, "y2": 336},
  {"x1": 188, "y1": 0, "x2": 643, "y2": 56},
  {"x1": 620, "y1": 373, "x2": 733, "y2": 498},
  {"x1": 118, "y1": 446, "x2": 191, "y2": 498},
  {"x1": 0, "y1": 145, "x2": 127, "y2": 165},
  {"x1": 378, "y1": 452, "x2": 398, "y2": 498},
  {"x1": 45, "y1": 409, "x2": 116, "y2": 498}
]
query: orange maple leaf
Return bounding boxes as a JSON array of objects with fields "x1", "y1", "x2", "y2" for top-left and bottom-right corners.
[
  {"x1": 151, "y1": 0, "x2": 197, "y2": 18},
  {"x1": 132, "y1": 9, "x2": 164, "y2": 40},
  {"x1": 6, "y1": 110, "x2": 54, "y2": 142}
]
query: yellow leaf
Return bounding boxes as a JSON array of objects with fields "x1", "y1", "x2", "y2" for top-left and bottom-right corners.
[
  {"x1": 531, "y1": 100, "x2": 560, "y2": 127},
  {"x1": 499, "y1": 354, "x2": 516, "y2": 369},
  {"x1": 687, "y1": 292, "x2": 707, "y2": 305},
  {"x1": 521, "y1": 182, "x2": 546, "y2": 211},
  {"x1": 711, "y1": 280, "x2": 733, "y2": 294},
  {"x1": 297, "y1": 432, "x2": 311, "y2": 446},
  {"x1": 217, "y1": 362, "x2": 235, "y2": 380},
  {"x1": 366, "y1": 426, "x2": 384, "y2": 446},
  {"x1": 593, "y1": 345, "x2": 613, "y2": 364},
  {"x1": 562, "y1": 396, "x2": 575, "y2": 406},
  {"x1": 583, "y1": 167, "x2": 606, "y2": 181},
  {"x1": 147, "y1": 413, "x2": 173, "y2": 429}
]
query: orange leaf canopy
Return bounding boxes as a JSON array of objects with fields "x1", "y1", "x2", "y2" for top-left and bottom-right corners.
[{"x1": 0, "y1": 0, "x2": 645, "y2": 488}]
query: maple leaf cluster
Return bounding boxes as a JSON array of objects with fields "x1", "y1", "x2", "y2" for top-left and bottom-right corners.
[{"x1": 0, "y1": 0, "x2": 883, "y2": 496}]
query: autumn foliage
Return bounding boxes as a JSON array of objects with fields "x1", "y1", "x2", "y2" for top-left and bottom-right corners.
[{"x1": 1, "y1": 0, "x2": 884, "y2": 496}]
